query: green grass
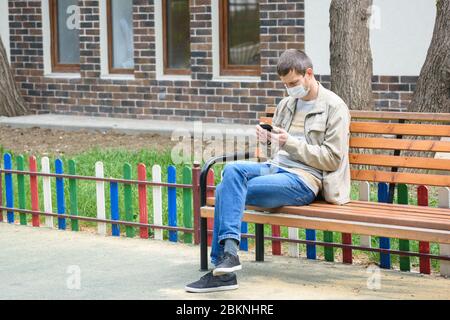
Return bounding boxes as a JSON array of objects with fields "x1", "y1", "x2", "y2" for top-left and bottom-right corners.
[{"x1": 0, "y1": 146, "x2": 444, "y2": 272}]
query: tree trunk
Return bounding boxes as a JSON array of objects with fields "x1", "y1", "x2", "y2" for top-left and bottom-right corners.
[
  {"x1": 329, "y1": 0, "x2": 373, "y2": 110},
  {"x1": 408, "y1": 0, "x2": 450, "y2": 113},
  {"x1": 0, "y1": 37, "x2": 28, "y2": 117}
]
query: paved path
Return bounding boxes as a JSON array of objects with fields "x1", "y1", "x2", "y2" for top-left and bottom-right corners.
[
  {"x1": 0, "y1": 223, "x2": 449, "y2": 300},
  {"x1": 0, "y1": 114, "x2": 255, "y2": 137}
]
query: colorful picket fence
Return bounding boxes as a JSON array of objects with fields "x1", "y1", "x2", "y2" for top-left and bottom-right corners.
[
  {"x1": 0, "y1": 153, "x2": 203, "y2": 244},
  {"x1": 1, "y1": 153, "x2": 449, "y2": 276}
]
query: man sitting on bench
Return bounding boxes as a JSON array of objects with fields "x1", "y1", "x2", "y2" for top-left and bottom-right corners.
[{"x1": 185, "y1": 49, "x2": 352, "y2": 293}]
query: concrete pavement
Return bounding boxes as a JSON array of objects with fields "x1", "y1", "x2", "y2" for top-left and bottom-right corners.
[
  {"x1": 0, "y1": 223, "x2": 449, "y2": 300},
  {"x1": 0, "y1": 114, "x2": 256, "y2": 137}
]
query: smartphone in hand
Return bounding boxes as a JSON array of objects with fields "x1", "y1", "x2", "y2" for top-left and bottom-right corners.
[
  {"x1": 259, "y1": 123, "x2": 273, "y2": 132},
  {"x1": 259, "y1": 123, "x2": 273, "y2": 145}
]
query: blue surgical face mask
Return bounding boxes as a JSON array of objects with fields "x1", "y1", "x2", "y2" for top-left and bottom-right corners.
[{"x1": 285, "y1": 83, "x2": 310, "y2": 99}]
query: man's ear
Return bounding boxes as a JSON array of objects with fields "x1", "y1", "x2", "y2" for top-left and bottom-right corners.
[{"x1": 305, "y1": 68, "x2": 314, "y2": 78}]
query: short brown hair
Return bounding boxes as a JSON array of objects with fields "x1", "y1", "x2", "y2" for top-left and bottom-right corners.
[{"x1": 277, "y1": 49, "x2": 314, "y2": 77}]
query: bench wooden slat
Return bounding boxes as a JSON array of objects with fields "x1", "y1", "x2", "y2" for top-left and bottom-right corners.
[
  {"x1": 264, "y1": 108, "x2": 450, "y2": 122},
  {"x1": 349, "y1": 153, "x2": 450, "y2": 171},
  {"x1": 350, "y1": 111, "x2": 450, "y2": 122},
  {"x1": 205, "y1": 197, "x2": 450, "y2": 227},
  {"x1": 269, "y1": 208, "x2": 450, "y2": 231},
  {"x1": 343, "y1": 201, "x2": 450, "y2": 215},
  {"x1": 207, "y1": 197, "x2": 450, "y2": 221},
  {"x1": 308, "y1": 203, "x2": 450, "y2": 221},
  {"x1": 309, "y1": 200, "x2": 450, "y2": 217},
  {"x1": 206, "y1": 197, "x2": 450, "y2": 218},
  {"x1": 207, "y1": 197, "x2": 450, "y2": 222},
  {"x1": 351, "y1": 122, "x2": 450, "y2": 137},
  {"x1": 351, "y1": 169, "x2": 450, "y2": 187},
  {"x1": 350, "y1": 137, "x2": 450, "y2": 153},
  {"x1": 201, "y1": 207, "x2": 450, "y2": 244}
]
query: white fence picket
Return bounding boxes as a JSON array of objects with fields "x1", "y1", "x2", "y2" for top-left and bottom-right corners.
[
  {"x1": 96, "y1": 162, "x2": 106, "y2": 236},
  {"x1": 41, "y1": 157, "x2": 53, "y2": 228},
  {"x1": 152, "y1": 165, "x2": 163, "y2": 241},
  {"x1": 288, "y1": 228, "x2": 299, "y2": 258}
]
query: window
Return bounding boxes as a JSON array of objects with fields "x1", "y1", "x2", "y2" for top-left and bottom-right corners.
[
  {"x1": 162, "y1": 0, "x2": 191, "y2": 75},
  {"x1": 49, "y1": 0, "x2": 80, "y2": 72},
  {"x1": 220, "y1": 0, "x2": 260, "y2": 76},
  {"x1": 0, "y1": 0, "x2": 10, "y2": 63},
  {"x1": 107, "y1": 0, "x2": 134, "y2": 74},
  {"x1": 0, "y1": 0, "x2": 11, "y2": 62}
]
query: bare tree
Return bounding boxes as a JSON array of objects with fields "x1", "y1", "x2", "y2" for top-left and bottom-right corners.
[
  {"x1": 329, "y1": 0, "x2": 373, "y2": 110},
  {"x1": 408, "y1": 0, "x2": 450, "y2": 113},
  {"x1": 0, "y1": 37, "x2": 28, "y2": 117}
]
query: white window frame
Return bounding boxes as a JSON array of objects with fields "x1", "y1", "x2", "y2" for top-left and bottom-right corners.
[
  {"x1": 41, "y1": 0, "x2": 81, "y2": 78},
  {"x1": 99, "y1": 0, "x2": 135, "y2": 80},
  {"x1": 154, "y1": 0, "x2": 191, "y2": 81},
  {"x1": 0, "y1": 0, "x2": 11, "y2": 63},
  {"x1": 211, "y1": 0, "x2": 261, "y2": 82}
]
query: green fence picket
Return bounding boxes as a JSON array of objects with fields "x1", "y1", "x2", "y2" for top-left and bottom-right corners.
[
  {"x1": 68, "y1": 160, "x2": 79, "y2": 231},
  {"x1": 124, "y1": 163, "x2": 135, "y2": 238},
  {"x1": 324, "y1": 231, "x2": 334, "y2": 262},
  {"x1": 398, "y1": 184, "x2": 410, "y2": 272},
  {"x1": 183, "y1": 166, "x2": 193, "y2": 244}
]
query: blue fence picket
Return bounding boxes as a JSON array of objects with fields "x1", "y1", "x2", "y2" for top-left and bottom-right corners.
[
  {"x1": 306, "y1": 229, "x2": 317, "y2": 260},
  {"x1": 378, "y1": 183, "x2": 391, "y2": 269},
  {"x1": 240, "y1": 222, "x2": 248, "y2": 251},
  {"x1": 4, "y1": 154, "x2": 14, "y2": 224},
  {"x1": 110, "y1": 181, "x2": 120, "y2": 237},
  {"x1": 168, "y1": 166, "x2": 177, "y2": 242},
  {"x1": 55, "y1": 159, "x2": 66, "y2": 230}
]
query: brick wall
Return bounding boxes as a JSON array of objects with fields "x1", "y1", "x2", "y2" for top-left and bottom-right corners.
[
  {"x1": 8, "y1": 0, "x2": 416, "y2": 124},
  {"x1": 317, "y1": 75, "x2": 418, "y2": 112}
]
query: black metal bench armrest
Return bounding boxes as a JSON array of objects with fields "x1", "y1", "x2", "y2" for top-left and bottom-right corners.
[{"x1": 200, "y1": 151, "x2": 256, "y2": 206}]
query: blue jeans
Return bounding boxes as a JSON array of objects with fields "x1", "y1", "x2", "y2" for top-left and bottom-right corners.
[{"x1": 210, "y1": 161, "x2": 316, "y2": 266}]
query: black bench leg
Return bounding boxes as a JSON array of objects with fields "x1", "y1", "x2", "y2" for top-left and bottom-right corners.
[
  {"x1": 200, "y1": 217, "x2": 209, "y2": 271},
  {"x1": 255, "y1": 224, "x2": 265, "y2": 262}
]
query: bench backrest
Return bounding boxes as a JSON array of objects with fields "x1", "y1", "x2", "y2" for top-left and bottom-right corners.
[{"x1": 260, "y1": 108, "x2": 450, "y2": 188}]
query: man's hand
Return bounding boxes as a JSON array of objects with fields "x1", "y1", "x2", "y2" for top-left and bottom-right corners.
[
  {"x1": 256, "y1": 125, "x2": 289, "y2": 148},
  {"x1": 271, "y1": 127, "x2": 289, "y2": 148},
  {"x1": 256, "y1": 125, "x2": 270, "y2": 144}
]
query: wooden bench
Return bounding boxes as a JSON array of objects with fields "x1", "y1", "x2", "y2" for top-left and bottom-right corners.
[{"x1": 199, "y1": 109, "x2": 450, "y2": 276}]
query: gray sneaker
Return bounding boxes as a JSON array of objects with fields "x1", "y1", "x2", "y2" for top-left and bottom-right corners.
[
  {"x1": 185, "y1": 271, "x2": 239, "y2": 293},
  {"x1": 213, "y1": 252, "x2": 242, "y2": 276}
]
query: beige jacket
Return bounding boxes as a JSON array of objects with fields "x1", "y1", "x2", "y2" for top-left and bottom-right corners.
[{"x1": 264, "y1": 83, "x2": 351, "y2": 205}]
